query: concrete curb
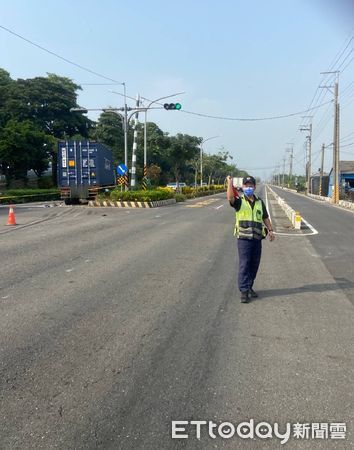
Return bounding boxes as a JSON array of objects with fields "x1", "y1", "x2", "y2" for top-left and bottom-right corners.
[
  {"x1": 267, "y1": 186, "x2": 302, "y2": 229},
  {"x1": 271, "y1": 185, "x2": 354, "y2": 211},
  {"x1": 307, "y1": 193, "x2": 332, "y2": 203},
  {"x1": 338, "y1": 199, "x2": 354, "y2": 210},
  {"x1": 88, "y1": 198, "x2": 177, "y2": 208},
  {"x1": 308, "y1": 192, "x2": 354, "y2": 210}
]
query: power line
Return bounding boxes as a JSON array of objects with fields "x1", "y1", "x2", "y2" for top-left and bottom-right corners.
[
  {"x1": 177, "y1": 101, "x2": 332, "y2": 122},
  {"x1": 122, "y1": 92, "x2": 332, "y2": 122},
  {"x1": 340, "y1": 141, "x2": 354, "y2": 148},
  {"x1": 337, "y1": 53, "x2": 354, "y2": 73},
  {"x1": 291, "y1": 34, "x2": 354, "y2": 159},
  {"x1": 0, "y1": 23, "x2": 349, "y2": 127},
  {"x1": 0, "y1": 24, "x2": 123, "y2": 84}
]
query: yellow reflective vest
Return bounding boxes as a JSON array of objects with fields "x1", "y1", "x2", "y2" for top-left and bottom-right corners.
[{"x1": 234, "y1": 196, "x2": 267, "y2": 240}]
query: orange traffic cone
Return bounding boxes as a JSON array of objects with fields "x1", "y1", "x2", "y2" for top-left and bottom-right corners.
[{"x1": 6, "y1": 205, "x2": 17, "y2": 226}]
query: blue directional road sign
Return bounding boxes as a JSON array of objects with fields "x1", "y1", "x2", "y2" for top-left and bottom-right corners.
[{"x1": 117, "y1": 163, "x2": 128, "y2": 176}]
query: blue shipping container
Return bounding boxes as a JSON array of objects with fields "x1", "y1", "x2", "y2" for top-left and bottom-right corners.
[{"x1": 57, "y1": 141, "x2": 115, "y2": 201}]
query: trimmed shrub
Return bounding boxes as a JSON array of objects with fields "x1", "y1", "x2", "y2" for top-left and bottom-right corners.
[
  {"x1": 174, "y1": 193, "x2": 186, "y2": 202},
  {"x1": 0, "y1": 188, "x2": 60, "y2": 204},
  {"x1": 38, "y1": 176, "x2": 55, "y2": 189},
  {"x1": 110, "y1": 189, "x2": 174, "y2": 202}
]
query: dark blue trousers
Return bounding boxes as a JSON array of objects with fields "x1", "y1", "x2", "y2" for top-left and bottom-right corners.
[{"x1": 237, "y1": 239, "x2": 262, "y2": 292}]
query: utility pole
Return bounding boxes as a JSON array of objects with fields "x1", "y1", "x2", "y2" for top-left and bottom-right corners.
[
  {"x1": 130, "y1": 94, "x2": 140, "y2": 189},
  {"x1": 286, "y1": 143, "x2": 294, "y2": 187},
  {"x1": 334, "y1": 87, "x2": 340, "y2": 202},
  {"x1": 319, "y1": 143, "x2": 325, "y2": 196},
  {"x1": 320, "y1": 71, "x2": 340, "y2": 203},
  {"x1": 282, "y1": 157, "x2": 286, "y2": 187},
  {"x1": 300, "y1": 119, "x2": 312, "y2": 195}
]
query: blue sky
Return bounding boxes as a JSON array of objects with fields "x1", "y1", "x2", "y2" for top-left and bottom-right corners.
[{"x1": 1, "y1": 0, "x2": 354, "y2": 179}]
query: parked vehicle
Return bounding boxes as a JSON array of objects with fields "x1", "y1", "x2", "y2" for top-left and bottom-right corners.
[
  {"x1": 58, "y1": 141, "x2": 116, "y2": 204},
  {"x1": 166, "y1": 182, "x2": 187, "y2": 190}
]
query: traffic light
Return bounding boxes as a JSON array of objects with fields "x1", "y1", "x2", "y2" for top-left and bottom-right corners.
[{"x1": 164, "y1": 103, "x2": 182, "y2": 110}]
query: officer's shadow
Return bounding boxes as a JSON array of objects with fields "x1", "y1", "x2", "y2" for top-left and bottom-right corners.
[{"x1": 256, "y1": 277, "x2": 354, "y2": 300}]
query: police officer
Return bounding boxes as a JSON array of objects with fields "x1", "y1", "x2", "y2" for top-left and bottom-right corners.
[{"x1": 227, "y1": 175, "x2": 275, "y2": 303}]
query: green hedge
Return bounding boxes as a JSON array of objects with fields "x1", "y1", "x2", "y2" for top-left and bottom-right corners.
[
  {"x1": 110, "y1": 189, "x2": 175, "y2": 202},
  {"x1": 182, "y1": 185, "x2": 226, "y2": 199},
  {"x1": 0, "y1": 188, "x2": 60, "y2": 204},
  {"x1": 174, "y1": 193, "x2": 186, "y2": 202},
  {"x1": 98, "y1": 186, "x2": 226, "y2": 203},
  {"x1": 0, "y1": 188, "x2": 59, "y2": 196}
]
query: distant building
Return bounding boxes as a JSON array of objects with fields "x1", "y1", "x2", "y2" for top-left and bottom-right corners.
[
  {"x1": 328, "y1": 161, "x2": 354, "y2": 197},
  {"x1": 310, "y1": 173, "x2": 329, "y2": 196}
]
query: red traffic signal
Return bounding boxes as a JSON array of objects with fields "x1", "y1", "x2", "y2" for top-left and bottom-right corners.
[{"x1": 163, "y1": 103, "x2": 182, "y2": 110}]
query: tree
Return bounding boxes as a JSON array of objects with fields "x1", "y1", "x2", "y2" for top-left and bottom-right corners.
[
  {"x1": 0, "y1": 119, "x2": 53, "y2": 186},
  {"x1": 136, "y1": 122, "x2": 169, "y2": 165},
  {"x1": 200, "y1": 149, "x2": 241, "y2": 185},
  {"x1": 146, "y1": 164, "x2": 162, "y2": 186},
  {"x1": 91, "y1": 111, "x2": 125, "y2": 163},
  {"x1": 5, "y1": 74, "x2": 91, "y2": 138},
  {"x1": 0, "y1": 69, "x2": 13, "y2": 127},
  {"x1": 166, "y1": 133, "x2": 202, "y2": 183},
  {"x1": 2, "y1": 72, "x2": 92, "y2": 184}
]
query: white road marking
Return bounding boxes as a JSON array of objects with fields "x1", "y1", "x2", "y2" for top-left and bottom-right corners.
[
  {"x1": 301, "y1": 217, "x2": 319, "y2": 235},
  {"x1": 264, "y1": 185, "x2": 272, "y2": 222},
  {"x1": 214, "y1": 204, "x2": 224, "y2": 210},
  {"x1": 265, "y1": 185, "x2": 318, "y2": 237}
]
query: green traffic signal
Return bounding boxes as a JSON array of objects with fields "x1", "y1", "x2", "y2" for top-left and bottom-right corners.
[{"x1": 163, "y1": 103, "x2": 182, "y2": 110}]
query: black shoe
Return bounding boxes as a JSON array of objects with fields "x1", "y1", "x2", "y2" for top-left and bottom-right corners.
[
  {"x1": 240, "y1": 291, "x2": 250, "y2": 303},
  {"x1": 249, "y1": 288, "x2": 258, "y2": 298}
]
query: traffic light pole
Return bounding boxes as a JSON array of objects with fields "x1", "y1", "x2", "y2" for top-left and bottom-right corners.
[
  {"x1": 123, "y1": 83, "x2": 129, "y2": 190},
  {"x1": 143, "y1": 92, "x2": 185, "y2": 179},
  {"x1": 130, "y1": 94, "x2": 140, "y2": 189},
  {"x1": 71, "y1": 97, "x2": 181, "y2": 191}
]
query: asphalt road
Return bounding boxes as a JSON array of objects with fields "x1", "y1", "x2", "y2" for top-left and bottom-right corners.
[
  {"x1": 0, "y1": 190, "x2": 353, "y2": 449},
  {"x1": 270, "y1": 186, "x2": 354, "y2": 306}
]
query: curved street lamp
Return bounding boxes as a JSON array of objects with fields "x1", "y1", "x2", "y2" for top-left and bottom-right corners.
[{"x1": 200, "y1": 135, "x2": 221, "y2": 187}]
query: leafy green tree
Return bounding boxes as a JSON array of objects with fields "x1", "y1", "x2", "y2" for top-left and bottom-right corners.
[
  {"x1": 2, "y1": 72, "x2": 92, "y2": 183},
  {"x1": 5, "y1": 74, "x2": 90, "y2": 137},
  {"x1": 146, "y1": 164, "x2": 162, "y2": 186},
  {"x1": 0, "y1": 119, "x2": 53, "y2": 186},
  {"x1": 0, "y1": 69, "x2": 14, "y2": 127},
  {"x1": 91, "y1": 111, "x2": 125, "y2": 163},
  {"x1": 136, "y1": 122, "x2": 169, "y2": 164},
  {"x1": 166, "y1": 133, "x2": 202, "y2": 183}
]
